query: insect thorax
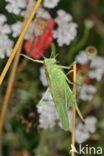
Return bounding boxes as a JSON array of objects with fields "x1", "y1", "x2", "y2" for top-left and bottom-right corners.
[{"x1": 44, "y1": 58, "x2": 57, "y2": 76}]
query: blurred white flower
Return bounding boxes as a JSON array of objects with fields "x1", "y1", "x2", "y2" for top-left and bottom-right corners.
[
  {"x1": 0, "y1": 35, "x2": 13, "y2": 59},
  {"x1": 36, "y1": 7, "x2": 51, "y2": 19},
  {"x1": 53, "y1": 10, "x2": 77, "y2": 46},
  {"x1": 55, "y1": 10, "x2": 72, "y2": 25},
  {"x1": 11, "y1": 21, "x2": 34, "y2": 39},
  {"x1": 11, "y1": 21, "x2": 35, "y2": 39},
  {"x1": 75, "y1": 123, "x2": 90, "y2": 144},
  {"x1": 90, "y1": 56, "x2": 104, "y2": 69},
  {"x1": 40, "y1": 66, "x2": 48, "y2": 87},
  {"x1": 79, "y1": 84, "x2": 96, "y2": 101},
  {"x1": 41, "y1": 89, "x2": 53, "y2": 101},
  {"x1": 0, "y1": 14, "x2": 11, "y2": 35},
  {"x1": 88, "y1": 56, "x2": 104, "y2": 81},
  {"x1": 54, "y1": 23, "x2": 77, "y2": 46},
  {"x1": 76, "y1": 51, "x2": 104, "y2": 81},
  {"x1": 0, "y1": 24, "x2": 11, "y2": 35},
  {"x1": 43, "y1": 0, "x2": 60, "y2": 8},
  {"x1": 5, "y1": 0, "x2": 27, "y2": 15},
  {"x1": 76, "y1": 51, "x2": 89, "y2": 65},
  {"x1": 75, "y1": 116, "x2": 97, "y2": 143},
  {"x1": 21, "y1": 0, "x2": 36, "y2": 17},
  {"x1": 24, "y1": 22, "x2": 35, "y2": 39},
  {"x1": 89, "y1": 68, "x2": 104, "y2": 81},
  {"x1": 37, "y1": 90, "x2": 58, "y2": 129},
  {"x1": 0, "y1": 14, "x2": 7, "y2": 24},
  {"x1": 85, "y1": 116, "x2": 97, "y2": 133},
  {"x1": 11, "y1": 21, "x2": 23, "y2": 38}
]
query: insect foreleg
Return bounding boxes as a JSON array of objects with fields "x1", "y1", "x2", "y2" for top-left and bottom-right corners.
[
  {"x1": 59, "y1": 65, "x2": 71, "y2": 69},
  {"x1": 59, "y1": 61, "x2": 76, "y2": 70}
]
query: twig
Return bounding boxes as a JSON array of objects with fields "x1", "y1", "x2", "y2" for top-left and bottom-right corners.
[
  {"x1": 0, "y1": 0, "x2": 41, "y2": 86},
  {"x1": 71, "y1": 64, "x2": 77, "y2": 156}
]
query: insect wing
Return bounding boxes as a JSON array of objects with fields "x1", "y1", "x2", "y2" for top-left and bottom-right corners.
[
  {"x1": 48, "y1": 68, "x2": 69, "y2": 131},
  {"x1": 66, "y1": 83, "x2": 76, "y2": 107}
]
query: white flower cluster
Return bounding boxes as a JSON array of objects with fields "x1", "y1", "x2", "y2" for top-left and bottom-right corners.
[
  {"x1": 53, "y1": 10, "x2": 77, "y2": 46},
  {"x1": 11, "y1": 21, "x2": 35, "y2": 40},
  {"x1": 76, "y1": 51, "x2": 90, "y2": 65},
  {"x1": 0, "y1": 14, "x2": 11, "y2": 35},
  {"x1": 89, "y1": 56, "x2": 104, "y2": 81},
  {"x1": 76, "y1": 51, "x2": 104, "y2": 101},
  {"x1": 40, "y1": 66, "x2": 48, "y2": 87},
  {"x1": 5, "y1": 0, "x2": 60, "y2": 15},
  {"x1": 5, "y1": 0, "x2": 53, "y2": 18},
  {"x1": 37, "y1": 90, "x2": 58, "y2": 129},
  {"x1": 76, "y1": 51, "x2": 104, "y2": 81},
  {"x1": 43, "y1": 0, "x2": 60, "y2": 8},
  {"x1": 75, "y1": 116, "x2": 97, "y2": 143},
  {"x1": 11, "y1": 21, "x2": 23, "y2": 38},
  {"x1": 5, "y1": 0, "x2": 27, "y2": 15},
  {"x1": 79, "y1": 84, "x2": 97, "y2": 101},
  {"x1": 36, "y1": 7, "x2": 51, "y2": 19},
  {"x1": 0, "y1": 14, "x2": 13, "y2": 59}
]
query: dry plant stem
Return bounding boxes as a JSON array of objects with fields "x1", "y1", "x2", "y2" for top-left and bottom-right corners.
[
  {"x1": 0, "y1": 0, "x2": 42, "y2": 86},
  {"x1": 0, "y1": 44, "x2": 22, "y2": 156},
  {"x1": 0, "y1": 45, "x2": 22, "y2": 131},
  {"x1": 71, "y1": 64, "x2": 77, "y2": 156}
]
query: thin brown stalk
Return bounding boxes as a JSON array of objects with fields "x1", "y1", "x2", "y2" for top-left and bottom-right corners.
[
  {"x1": 0, "y1": 44, "x2": 22, "y2": 130},
  {"x1": 71, "y1": 64, "x2": 77, "y2": 156}
]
